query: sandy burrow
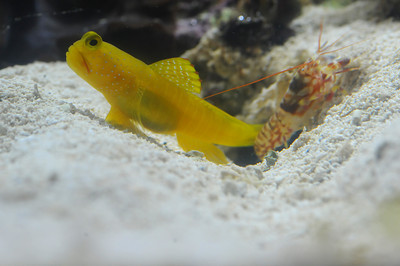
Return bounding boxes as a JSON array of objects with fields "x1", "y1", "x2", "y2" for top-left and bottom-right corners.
[{"x1": 1, "y1": 4, "x2": 400, "y2": 266}]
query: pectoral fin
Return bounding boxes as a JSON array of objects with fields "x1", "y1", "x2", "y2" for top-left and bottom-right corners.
[
  {"x1": 176, "y1": 133, "x2": 228, "y2": 164},
  {"x1": 106, "y1": 106, "x2": 144, "y2": 136}
]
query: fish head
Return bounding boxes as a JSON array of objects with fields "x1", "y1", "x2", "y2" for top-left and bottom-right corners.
[
  {"x1": 66, "y1": 31, "x2": 103, "y2": 77},
  {"x1": 66, "y1": 31, "x2": 122, "y2": 94}
]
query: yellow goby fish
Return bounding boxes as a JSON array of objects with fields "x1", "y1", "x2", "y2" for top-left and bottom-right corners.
[{"x1": 66, "y1": 31, "x2": 262, "y2": 164}]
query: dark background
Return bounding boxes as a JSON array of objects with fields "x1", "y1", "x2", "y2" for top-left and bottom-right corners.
[
  {"x1": 1, "y1": 0, "x2": 399, "y2": 69},
  {"x1": 0, "y1": 0, "x2": 303, "y2": 68}
]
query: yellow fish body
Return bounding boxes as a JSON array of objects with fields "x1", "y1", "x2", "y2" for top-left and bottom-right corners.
[{"x1": 66, "y1": 31, "x2": 262, "y2": 164}]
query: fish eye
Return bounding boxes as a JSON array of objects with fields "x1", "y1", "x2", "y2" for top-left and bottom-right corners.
[
  {"x1": 89, "y1": 39, "x2": 98, "y2": 46},
  {"x1": 83, "y1": 32, "x2": 102, "y2": 50}
]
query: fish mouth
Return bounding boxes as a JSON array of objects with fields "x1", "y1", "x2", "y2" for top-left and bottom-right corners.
[{"x1": 66, "y1": 45, "x2": 91, "y2": 74}]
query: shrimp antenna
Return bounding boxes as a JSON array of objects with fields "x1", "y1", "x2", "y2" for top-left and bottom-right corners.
[
  {"x1": 317, "y1": 21, "x2": 345, "y2": 53},
  {"x1": 318, "y1": 39, "x2": 367, "y2": 56},
  {"x1": 203, "y1": 62, "x2": 309, "y2": 100},
  {"x1": 317, "y1": 20, "x2": 368, "y2": 56},
  {"x1": 204, "y1": 21, "x2": 365, "y2": 100}
]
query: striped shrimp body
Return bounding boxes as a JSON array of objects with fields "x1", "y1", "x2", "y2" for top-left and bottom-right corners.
[{"x1": 254, "y1": 37, "x2": 354, "y2": 159}]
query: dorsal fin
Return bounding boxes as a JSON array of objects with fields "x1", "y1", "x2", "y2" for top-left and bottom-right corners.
[{"x1": 149, "y1": 58, "x2": 202, "y2": 94}]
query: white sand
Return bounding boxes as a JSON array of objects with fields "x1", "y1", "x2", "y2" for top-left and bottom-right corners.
[{"x1": 1, "y1": 4, "x2": 400, "y2": 265}]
